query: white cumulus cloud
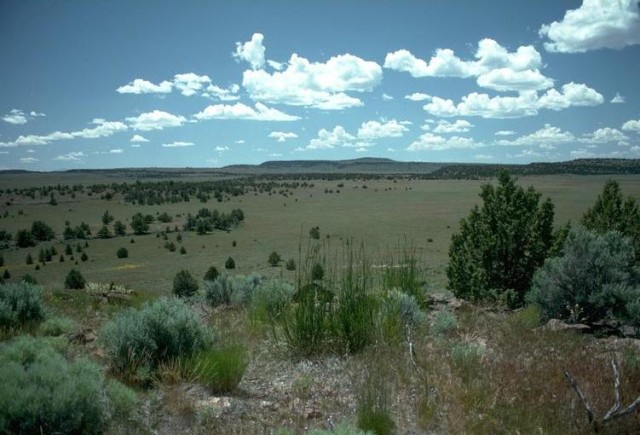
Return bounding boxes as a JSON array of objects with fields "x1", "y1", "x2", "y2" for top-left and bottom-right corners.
[
  {"x1": 242, "y1": 52, "x2": 382, "y2": 110},
  {"x1": 54, "y1": 151, "x2": 86, "y2": 161},
  {"x1": 497, "y1": 124, "x2": 576, "y2": 147},
  {"x1": 611, "y1": 92, "x2": 626, "y2": 103},
  {"x1": 173, "y1": 73, "x2": 212, "y2": 97},
  {"x1": 126, "y1": 110, "x2": 187, "y2": 131},
  {"x1": 405, "y1": 93, "x2": 431, "y2": 101},
  {"x1": 162, "y1": 141, "x2": 194, "y2": 148},
  {"x1": 580, "y1": 127, "x2": 629, "y2": 143},
  {"x1": 385, "y1": 38, "x2": 551, "y2": 92},
  {"x1": 407, "y1": 133, "x2": 484, "y2": 151},
  {"x1": 269, "y1": 131, "x2": 298, "y2": 142},
  {"x1": 233, "y1": 33, "x2": 266, "y2": 70},
  {"x1": 2, "y1": 109, "x2": 45, "y2": 125},
  {"x1": 432, "y1": 120, "x2": 474, "y2": 134},
  {"x1": 357, "y1": 120, "x2": 409, "y2": 140},
  {"x1": 130, "y1": 134, "x2": 149, "y2": 143},
  {"x1": 307, "y1": 126, "x2": 356, "y2": 150},
  {"x1": 539, "y1": 0, "x2": 640, "y2": 53},
  {"x1": 622, "y1": 119, "x2": 640, "y2": 131},
  {"x1": 116, "y1": 78, "x2": 173, "y2": 94},
  {"x1": 193, "y1": 102, "x2": 299, "y2": 122}
]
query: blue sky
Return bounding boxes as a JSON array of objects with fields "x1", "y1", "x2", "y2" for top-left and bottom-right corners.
[{"x1": 1, "y1": 0, "x2": 640, "y2": 170}]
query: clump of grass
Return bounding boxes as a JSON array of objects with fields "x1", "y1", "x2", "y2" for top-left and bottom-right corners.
[
  {"x1": 249, "y1": 279, "x2": 295, "y2": 324},
  {"x1": 356, "y1": 372, "x2": 395, "y2": 435},
  {"x1": 378, "y1": 289, "x2": 425, "y2": 345},
  {"x1": 187, "y1": 345, "x2": 249, "y2": 393},
  {"x1": 381, "y1": 243, "x2": 426, "y2": 307},
  {"x1": 450, "y1": 341, "x2": 485, "y2": 384}
]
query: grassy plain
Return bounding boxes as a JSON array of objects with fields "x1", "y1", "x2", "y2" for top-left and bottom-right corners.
[
  {"x1": 1, "y1": 174, "x2": 639, "y2": 294},
  {"x1": 2, "y1": 172, "x2": 640, "y2": 433}
]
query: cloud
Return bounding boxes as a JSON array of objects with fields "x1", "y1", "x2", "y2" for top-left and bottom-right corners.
[
  {"x1": 307, "y1": 126, "x2": 356, "y2": 150},
  {"x1": 405, "y1": 93, "x2": 431, "y2": 101},
  {"x1": 193, "y1": 102, "x2": 299, "y2": 121},
  {"x1": 580, "y1": 127, "x2": 629, "y2": 143},
  {"x1": 162, "y1": 141, "x2": 194, "y2": 148},
  {"x1": 109, "y1": 148, "x2": 124, "y2": 154},
  {"x1": 215, "y1": 146, "x2": 230, "y2": 151},
  {"x1": 357, "y1": 119, "x2": 409, "y2": 140},
  {"x1": 235, "y1": 139, "x2": 245, "y2": 144},
  {"x1": 203, "y1": 83, "x2": 240, "y2": 101},
  {"x1": 130, "y1": 134, "x2": 149, "y2": 143},
  {"x1": 19, "y1": 157, "x2": 38, "y2": 163},
  {"x1": 539, "y1": 0, "x2": 640, "y2": 53},
  {"x1": 496, "y1": 124, "x2": 575, "y2": 147},
  {"x1": 242, "y1": 52, "x2": 382, "y2": 110},
  {"x1": 407, "y1": 133, "x2": 484, "y2": 151},
  {"x1": 269, "y1": 131, "x2": 298, "y2": 142},
  {"x1": 385, "y1": 38, "x2": 550, "y2": 92},
  {"x1": 116, "y1": 78, "x2": 173, "y2": 94},
  {"x1": 126, "y1": 110, "x2": 187, "y2": 131},
  {"x1": 622, "y1": 119, "x2": 640, "y2": 131},
  {"x1": 54, "y1": 151, "x2": 86, "y2": 161},
  {"x1": 494, "y1": 130, "x2": 516, "y2": 136},
  {"x1": 73, "y1": 119, "x2": 128, "y2": 139},
  {"x1": 2, "y1": 109, "x2": 45, "y2": 125},
  {"x1": 0, "y1": 118, "x2": 127, "y2": 147},
  {"x1": 382, "y1": 93, "x2": 394, "y2": 101},
  {"x1": 424, "y1": 82, "x2": 603, "y2": 118},
  {"x1": 474, "y1": 154, "x2": 493, "y2": 160},
  {"x1": 611, "y1": 92, "x2": 626, "y2": 104},
  {"x1": 234, "y1": 33, "x2": 266, "y2": 70},
  {"x1": 267, "y1": 60, "x2": 283, "y2": 70},
  {"x1": 173, "y1": 73, "x2": 212, "y2": 97},
  {"x1": 131, "y1": 144, "x2": 141, "y2": 148},
  {"x1": 432, "y1": 119, "x2": 473, "y2": 134}
]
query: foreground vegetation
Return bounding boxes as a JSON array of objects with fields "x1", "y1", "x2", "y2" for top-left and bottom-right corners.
[{"x1": 1, "y1": 170, "x2": 639, "y2": 433}]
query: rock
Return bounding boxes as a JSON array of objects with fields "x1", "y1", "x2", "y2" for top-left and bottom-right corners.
[{"x1": 538, "y1": 319, "x2": 590, "y2": 333}]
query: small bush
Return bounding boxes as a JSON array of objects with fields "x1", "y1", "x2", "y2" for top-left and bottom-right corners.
[
  {"x1": 105, "y1": 379, "x2": 138, "y2": 421},
  {"x1": 230, "y1": 274, "x2": 263, "y2": 306},
  {"x1": 20, "y1": 274, "x2": 37, "y2": 285},
  {"x1": 309, "y1": 226, "x2": 320, "y2": 240},
  {"x1": 204, "y1": 275, "x2": 233, "y2": 307},
  {"x1": 357, "y1": 375, "x2": 395, "y2": 435},
  {"x1": 286, "y1": 258, "x2": 296, "y2": 271},
  {"x1": 311, "y1": 262, "x2": 324, "y2": 281},
  {"x1": 379, "y1": 290, "x2": 425, "y2": 343},
  {"x1": 15, "y1": 229, "x2": 35, "y2": 248},
  {"x1": 225, "y1": 256, "x2": 236, "y2": 269},
  {"x1": 188, "y1": 345, "x2": 248, "y2": 393},
  {"x1": 450, "y1": 341, "x2": 485, "y2": 384},
  {"x1": 65, "y1": 268, "x2": 86, "y2": 289},
  {"x1": 431, "y1": 309, "x2": 457, "y2": 336},
  {"x1": 0, "y1": 282, "x2": 45, "y2": 330},
  {"x1": 528, "y1": 228, "x2": 640, "y2": 327},
  {"x1": 250, "y1": 279, "x2": 295, "y2": 323},
  {"x1": 25, "y1": 253, "x2": 33, "y2": 265},
  {"x1": 203, "y1": 265, "x2": 219, "y2": 282},
  {"x1": 39, "y1": 316, "x2": 76, "y2": 337},
  {"x1": 116, "y1": 247, "x2": 128, "y2": 258},
  {"x1": 81, "y1": 252, "x2": 88, "y2": 262},
  {"x1": 0, "y1": 336, "x2": 107, "y2": 434},
  {"x1": 100, "y1": 297, "x2": 210, "y2": 384},
  {"x1": 179, "y1": 246, "x2": 187, "y2": 255},
  {"x1": 173, "y1": 270, "x2": 198, "y2": 298},
  {"x1": 268, "y1": 251, "x2": 282, "y2": 267}
]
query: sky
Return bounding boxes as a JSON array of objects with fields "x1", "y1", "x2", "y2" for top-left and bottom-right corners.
[{"x1": 1, "y1": 0, "x2": 640, "y2": 170}]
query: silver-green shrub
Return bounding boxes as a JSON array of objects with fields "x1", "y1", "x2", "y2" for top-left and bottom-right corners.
[
  {"x1": 100, "y1": 297, "x2": 210, "y2": 383},
  {"x1": 0, "y1": 282, "x2": 45, "y2": 330},
  {"x1": 0, "y1": 336, "x2": 107, "y2": 433}
]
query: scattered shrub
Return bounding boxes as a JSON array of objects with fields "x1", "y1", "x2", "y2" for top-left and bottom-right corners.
[
  {"x1": 30, "y1": 220, "x2": 55, "y2": 241},
  {"x1": 2, "y1": 269, "x2": 10, "y2": 280},
  {"x1": 268, "y1": 251, "x2": 282, "y2": 267},
  {"x1": 311, "y1": 262, "x2": 324, "y2": 281},
  {"x1": 65, "y1": 243, "x2": 73, "y2": 255},
  {"x1": 116, "y1": 247, "x2": 128, "y2": 258},
  {"x1": 65, "y1": 268, "x2": 86, "y2": 289},
  {"x1": 381, "y1": 246, "x2": 427, "y2": 307},
  {"x1": 203, "y1": 265, "x2": 219, "y2": 282},
  {"x1": 15, "y1": 229, "x2": 35, "y2": 248},
  {"x1": 230, "y1": 274, "x2": 263, "y2": 306},
  {"x1": 20, "y1": 273, "x2": 37, "y2": 285},
  {"x1": 447, "y1": 171, "x2": 561, "y2": 308},
  {"x1": 582, "y1": 180, "x2": 640, "y2": 261},
  {"x1": 0, "y1": 282, "x2": 45, "y2": 330},
  {"x1": 100, "y1": 297, "x2": 210, "y2": 384},
  {"x1": 379, "y1": 290, "x2": 425, "y2": 343},
  {"x1": 105, "y1": 379, "x2": 138, "y2": 421},
  {"x1": 173, "y1": 270, "x2": 198, "y2": 298},
  {"x1": 25, "y1": 253, "x2": 33, "y2": 265},
  {"x1": 0, "y1": 336, "x2": 107, "y2": 434},
  {"x1": 179, "y1": 246, "x2": 187, "y2": 255},
  {"x1": 225, "y1": 256, "x2": 236, "y2": 269},
  {"x1": 97, "y1": 225, "x2": 112, "y2": 239},
  {"x1": 528, "y1": 228, "x2": 640, "y2": 327},
  {"x1": 113, "y1": 220, "x2": 127, "y2": 236},
  {"x1": 309, "y1": 226, "x2": 320, "y2": 240},
  {"x1": 286, "y1": 258, "x2": 296, "y2": 271},
  {"x1": 357, "y1": 374, "x2": 395, "y2": 435},
  {"x1": 204, "y1": 275, "x2": 233, "y2": 307}
]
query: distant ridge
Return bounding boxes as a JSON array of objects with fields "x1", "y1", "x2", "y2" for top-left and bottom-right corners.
[{"x1": 1, "y1": 158, "x2": 639, "y2": 178}]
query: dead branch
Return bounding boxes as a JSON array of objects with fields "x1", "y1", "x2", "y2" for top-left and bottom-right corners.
[{"x1": 565, "y1": 359, "x2": 640, "y2": 431}]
